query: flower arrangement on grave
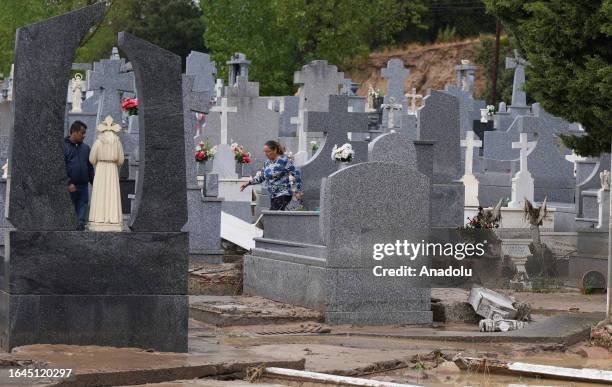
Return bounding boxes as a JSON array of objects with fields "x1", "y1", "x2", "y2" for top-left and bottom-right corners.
[
  {"x1": 310, "y1": 140, "x2": 319, "y2": 153},
  {"x1": 194, "y1": 140, "x2": 217, "y2": 162},
  {"x1": 231, "y1": 142, "x2": 252, "y2": 164},
  {"x1": 121, "y1": 98, "x2": 138, "y2": 116},
  {"x1": 486, "y1": 104, "x2": 496, "y2": 117},
  {"x1": 331, "y1": 143, "x2": 354, "y2": 163}
]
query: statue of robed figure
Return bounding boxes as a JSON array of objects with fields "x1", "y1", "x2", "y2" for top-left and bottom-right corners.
[{"x1": 88, "y1": 116, "x2": 125, "y2": 231}]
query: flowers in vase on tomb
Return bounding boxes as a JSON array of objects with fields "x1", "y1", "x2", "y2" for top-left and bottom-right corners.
[
  {"x1": 486, "y1": 104, "x2": 496, "y2": 117},
  {"x1": 331, "y1": 143, "x2": 354, "y2": 162},
  {"x1": 121, "y1": 98, "x2": 138, "y2": 116},
  {"x1": 194, "y1": 140, "x2": 217, "y2": 162},
  {"x1": 231, "y1": 142, "x2": 252, "y2": 164}
]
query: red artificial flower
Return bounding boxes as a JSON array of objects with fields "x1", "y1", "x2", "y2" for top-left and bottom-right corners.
[
  {"x1": 195, "y1": 151, "x2": 205, "y2": 161},
  {"x1": 243, "y1": 157, "x2": 251, "y2": 163}
]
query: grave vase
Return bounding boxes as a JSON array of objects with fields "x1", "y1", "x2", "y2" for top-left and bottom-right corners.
[
  {"x1": 127, "y1": 114, "x2": 138, "y2": 133},
  {"x1": 235, "y1": 162, "x2": 248, "y2": 177},
  {"x1": 336, "y1": 161, "x2": 351, "y2": 171},
  {"x1": 197, "y1": 160, "x2": 213, "y2": 177}
]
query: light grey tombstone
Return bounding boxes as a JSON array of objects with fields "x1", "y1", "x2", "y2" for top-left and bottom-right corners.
[
  {"x1": 205, "y1": 76, "x2": 280, "y2": 171},
  {"x1": 381, "y1": 58, "x2": 409, "y2": 108},
  {"x1": 186, "y1": 51, "x2": 217, "y2": 94},
  {"x1": 300, "y1": 95, "x2": 370, "y2": 209},
  {"x1": 86, "y1": 50, "x2": 134, "y2": 124},
  {"x1": 294, "y1": 60, "x2": 344, "y2": 112},
  {"x1": 181, "y1": 73, "x2": 223, "y2": 261},
  {"x1": 319, "y1": 162, "x2": 432, "y2": 324},
  {"x1": 418, "y1": 90, "x2": 464, "y2": 227}
]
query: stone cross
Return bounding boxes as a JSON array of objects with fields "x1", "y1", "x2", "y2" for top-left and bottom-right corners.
[
  {"x1": 294, "y1": 60, "x2": 344, "y2": 112},
  {"x1": 183, "y1": 75, "x2": 211, "y2": 184},
  {"x1": 460, "y1": 131, "x2": 482, "y2": 176},
  {"x1": 210, "y1": 97, "x2": 237, "y2": 145},
  {"x1": 405, "y1": 87, "x2": 422, "y2": 115},
  {"x1": 505, "y1": 49, "x2": 529, "y2": 107},
  {"x1": 87, "y1": 57, "x2": 135, "y2": 125},
  {"x1": 455, "y1": 60, "x2": 477, "y2": 93},
  {"x1": 290, "y1": 108, "x2": 309, "y2": 165},
  {"x1": 381, "y1": 58, "x2": 409, "y2": 107},
  {"x1": 512, "y1": 133, "x2": 537, "y2": 173},
  {"x1": 300, "y1": 95, "x2": 370, "y2": 207}
]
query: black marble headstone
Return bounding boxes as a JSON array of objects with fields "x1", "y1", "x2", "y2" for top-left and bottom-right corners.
[
  {"x1": 7, "y1": 4, "x2": 105, "y2": 230},
  {"x1": 118, "y1": 32, "x2": 187, "y2": 232}
]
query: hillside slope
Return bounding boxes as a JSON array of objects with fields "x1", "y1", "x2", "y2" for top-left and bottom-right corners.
[{"x1": 348, "y1": 38, "x2": 487, "y2": 101}]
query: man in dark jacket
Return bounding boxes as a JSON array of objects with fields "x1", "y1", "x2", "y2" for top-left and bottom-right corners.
[{"x1": 64, "y1": 121, "x2": 94, "y2": 230}]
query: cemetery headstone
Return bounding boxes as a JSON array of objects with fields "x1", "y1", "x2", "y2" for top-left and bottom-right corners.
[
  {"x1": 505, "y1": 50, "x2": 530, "y2": 115},
  {"x1": 2, "y1": 5, "x2": 188, "y2": 353},
  {"x1": 300, "y1": 95, "x2": 370, "y2": 208},
  {"x1": 461, "y1": 131, "x2": 482, "y2": 207}
]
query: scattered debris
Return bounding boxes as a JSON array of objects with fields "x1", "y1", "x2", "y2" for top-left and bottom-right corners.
[
  {"x1": 479, "y1": 318, "x2": 528, "y2": 332},
  {"x1": 255, "y1": 367, "x2": 423, "y2": 386},
  {"x1": 453, "y1": 355, "x2": 612, "y2": 384},
  {"x1": 468, "y1": 287, "x2": 531, "y2": 322},
  {"x1": 256, "y1": 325, "x2": 331, "y2": 336},
  {"x1": 590, "y1": 324, "x2": 612, "y2": 350}
]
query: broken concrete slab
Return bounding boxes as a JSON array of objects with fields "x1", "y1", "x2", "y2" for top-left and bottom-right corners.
[
  {"x1": 6, "y1": 342, "x2": 304, "y2": 386},
  {"x1": 330, "y1": 312, "x2": 605, "y2": 345},
  {"x1": 189, "y1": 296, "x2": 323, "y2": 327}
]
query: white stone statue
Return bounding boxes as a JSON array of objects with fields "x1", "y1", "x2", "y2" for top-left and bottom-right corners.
[
  {"x1": 600, "y1": 170, "x2": 610, "y2": 191},
  {"x1": 366, "y1": 83, "x2": 375, "y2": 112},
  {"x1": 88, "y1": 116, "x2": 125, "y2": 232},
  {"x1": 70, "y1": 73, "x2": 84, "y2": 113}
]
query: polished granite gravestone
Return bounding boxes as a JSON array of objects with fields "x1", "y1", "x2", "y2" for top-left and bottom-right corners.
[
  {"x1": 0, "y1": 8, "x2": 189, "y2": 352},
  {"x1": 417, "y1": 90, "x2": 464, "y2": 227},
  {"x1": 244, "y1": 162, "x2": 432, "y2": 325}
]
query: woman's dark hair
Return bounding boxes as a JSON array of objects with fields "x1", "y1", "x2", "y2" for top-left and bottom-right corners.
[{"x1": 264, "y1": 140, "x2": 284, "y2": 155}]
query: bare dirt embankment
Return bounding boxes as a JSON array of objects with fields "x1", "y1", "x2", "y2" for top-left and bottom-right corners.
[{"x1": 347, "y1": 38, "x2": 487, "y2": 100}]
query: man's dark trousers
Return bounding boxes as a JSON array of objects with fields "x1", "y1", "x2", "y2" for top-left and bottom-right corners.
[{"x1": 70, "y1": 184, "x2": 89, "y2": 230}]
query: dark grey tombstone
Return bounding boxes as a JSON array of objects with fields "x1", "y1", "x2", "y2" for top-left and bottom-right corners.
[
  {"x1": 301, "y1": 95, "x2": 370, "y2": 208},
  {"x1": 119, "y1": 32, "x2": 188, "y2": 232},
  {"x1": 7, "y1": 4, "x2": 105, "y2": 231},
  {"x1": 182, "y1": 74, "x2": 223, "y2": 262}
]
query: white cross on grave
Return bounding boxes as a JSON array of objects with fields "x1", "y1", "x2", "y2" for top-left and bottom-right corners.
[
  {"x1": 508, "y1": 132, "x2": 537, "y2": 208},
  {"x1": 290, "y1": 108, "x2": 309, "y2": 166},
  {"x1": 405, "y1": 87, "x2": 423, "y2": 115},
  {"x1": 460, "y1": 131, "x2": 483, "y2": 207},
  {"x1": 210, "y1": 97, "x2": 237, "y2": 145},
  {"x1": 513, "y1": 132, "x2": 536, "y2": 174},
  {"x1": 460, "y1": 131, "x2": 482, "y2": 176}
]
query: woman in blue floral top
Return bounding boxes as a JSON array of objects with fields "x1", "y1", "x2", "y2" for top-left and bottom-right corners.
[{"x1": 240, "y1": 140, "x2": 303, "y2": 210}]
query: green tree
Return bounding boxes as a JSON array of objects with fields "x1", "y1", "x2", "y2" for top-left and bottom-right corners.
[
  {"x1": 122, "y1": 0, "x2": 205, "y2": 68},
  {"x1": 483, "y1": 0, "x2": 612, "y2": 156},
  {"x1": 202, "y1": 0, "x2": 425, "y2": 95}
]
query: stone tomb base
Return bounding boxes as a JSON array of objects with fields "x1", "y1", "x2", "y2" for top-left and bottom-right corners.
[{"x1": 0, "y1": 231, "x2": 188, "y2": 352}]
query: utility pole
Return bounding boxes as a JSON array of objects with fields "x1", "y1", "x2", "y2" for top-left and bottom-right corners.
[{"x1": 491, "y1": 19, "x2": 501, "y2": 106}]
